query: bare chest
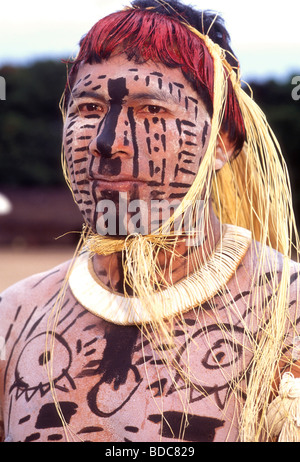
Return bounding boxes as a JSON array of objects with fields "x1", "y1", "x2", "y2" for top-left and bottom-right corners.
[{"x1": 1, "y1": 293, "x2": 253, "y2": 443}]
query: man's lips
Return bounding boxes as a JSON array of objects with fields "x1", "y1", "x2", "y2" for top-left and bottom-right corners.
[{"x1": 88, "y1": 176, "x2": 147, "y2": 188}]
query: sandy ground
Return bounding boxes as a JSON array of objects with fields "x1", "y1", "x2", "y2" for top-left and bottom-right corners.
[{"x1": 0, "y1": 246, "x2": 75, "y2": 292}]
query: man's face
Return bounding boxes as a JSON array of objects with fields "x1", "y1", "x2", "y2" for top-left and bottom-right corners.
[{"x1": 63, "y1": 54, "x2": 211, "y2": 235}]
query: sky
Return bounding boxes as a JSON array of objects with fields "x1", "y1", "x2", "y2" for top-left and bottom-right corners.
[{"x1": 0, "y1": 0, "x2": 300, "y2": 82}]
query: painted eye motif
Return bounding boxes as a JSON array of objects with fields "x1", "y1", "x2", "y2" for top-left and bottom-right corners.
[{"x1": 202, "y1": 338, "x2": 243, "y2": 370}]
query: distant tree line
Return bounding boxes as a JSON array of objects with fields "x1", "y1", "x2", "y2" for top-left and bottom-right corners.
[
  {"x1": 0, "y1": 60, "x2": 67, "y2": 186},
  {"x1": 246, "y1": 77, "x2": 300, "y2": 222},
  {"x1": 0, "y1": 60, "x2": 299, "y2": 216}
]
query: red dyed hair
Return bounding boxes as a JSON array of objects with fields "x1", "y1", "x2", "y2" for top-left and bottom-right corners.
[{"x1": 65, "y1": 8, "x2": 245, "y2": 153}]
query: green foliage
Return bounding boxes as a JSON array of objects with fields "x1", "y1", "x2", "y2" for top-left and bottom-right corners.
[
  {"x1": 0, "y1": 60, "x2": 67, "y2": 186},
  {"x1": 248, "y1": 77, "x2": 300, "y2": 220},
  {"x1": 249, "y1": 78, "x2": 300, "y2": 166}
]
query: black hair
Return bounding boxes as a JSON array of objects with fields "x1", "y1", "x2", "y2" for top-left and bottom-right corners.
[{"x1": 130, "y1": 0, "x2": 238, "y2": 68}]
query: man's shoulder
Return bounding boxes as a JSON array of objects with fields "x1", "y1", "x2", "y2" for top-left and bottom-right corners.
[
  {"x1": 0, "y1": 259, "x2": 71, "y2": 298},
  {"x1": 249, "y1": 239, "x2": 299, "y2": 269},
  {"x1": 250, "y1": 239, "x2": 300, "y2": 293},
  {"x1": 0, "y1": 259, "x2": 71, "y2": 330}
]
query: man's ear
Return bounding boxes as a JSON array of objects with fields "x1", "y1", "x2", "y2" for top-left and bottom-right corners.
[{"x1": 215, "y1": 131, "x2": 236, "y2": 171}]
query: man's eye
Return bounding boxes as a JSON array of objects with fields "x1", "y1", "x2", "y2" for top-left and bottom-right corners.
[
  {"x1": 143, "y1": 105, "x2": 165, "y2": 114},
  {"x1": 78, "y1": 103, "x2": 102, "y2": 113}
]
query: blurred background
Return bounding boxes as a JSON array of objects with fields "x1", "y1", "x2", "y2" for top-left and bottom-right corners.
[{"x1": 0, "y1": 0, "x2": 300, "y2": 291}]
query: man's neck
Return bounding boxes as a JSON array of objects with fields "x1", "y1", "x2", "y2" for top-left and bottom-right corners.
[{"x1": 91, "y1": 202, "x2": 221, "y2": 295}]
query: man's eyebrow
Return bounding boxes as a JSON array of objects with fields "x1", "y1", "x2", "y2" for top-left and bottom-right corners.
[
  {"x1": 70, "y1": 89, "x2": 182, "y2": 104},
  {"x1": 71, "y1": 90, "x2": 107, "y2": 102},
  {"x1": 128, "y1": 91, "x2": 179, "y2": 104}
]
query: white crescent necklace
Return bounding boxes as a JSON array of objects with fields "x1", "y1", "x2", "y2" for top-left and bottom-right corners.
[{"x1": 68, "y1": 224, "x2": 252, "y2": 325}]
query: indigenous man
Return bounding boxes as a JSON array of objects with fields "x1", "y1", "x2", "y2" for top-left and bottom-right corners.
[{"x1": 1, "y1": 0, "x2": 300, "y2": 443}]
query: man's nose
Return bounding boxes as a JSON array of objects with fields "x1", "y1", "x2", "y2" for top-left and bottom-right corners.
[{"x1": 89, "y1": 106, "x2": 132, "y2": 158}]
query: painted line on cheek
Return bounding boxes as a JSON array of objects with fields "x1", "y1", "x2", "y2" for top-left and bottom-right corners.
[
  {"x1": 202, "y1": 121, "x2": 209, "y2": 147},
  {"x1": 74, "y1": 146, "x2": 89, "y2": 152},
  {"x1": 146, "y1": 137, "x2": 152, "y2": 155},
  {"x1": 178, "y1": 150, "x2": 196, "y2": 160},
  {"x1": 73, "y1": 157, "x2": 88, "y2": 164},
  {"x1": 176, "y1": 119, "x2": 182, "y2": 136},
  {"x1": 161, "y1": 158, "x2": 166, "y2": 184},
  {"x1": 161, "y1": 134, "x2": 166, "y2": 151},
  {"x1": 160, "y1": 118, "x2": 166, "y2": 132},
  {"x1": 177, "y1": 167, "x2": 196, "y2": 176},
  {"x1": 169, "y1": 181, "x2": 191, "y2": 188},
  {"x1": 67, "y1": 120, "x2": 76, "y2": 129},
  {"x1": 84, "y1": 114, "x2": 101, "y2": 119},
  {"x1": 169, "y1": 192, "x2": 186, "y2": 199},
  {"x1": 75, "y1": 168, "x2": 87, "y2": 175},
  {"x1": 127, "y1": 107, "x2": 139, "y2": 178},
  {"x1": 185, "y1": 96, "x2": 189, "y2": 110},
  {"x1": 81, "y1": 124, "x2": 96, "y2": 129},
  {"x1": 92, "y1": 179, "x2": 98, "y2": 226},
  {"x1": 149, "y1": 160, "x2": 154, "y2": 177},
  {"x1": 183, "y1": 130, "x2": 197, "y2": 137},
  {"x1": 144, "y1": 119, "x2": 150, "y2": 134}
]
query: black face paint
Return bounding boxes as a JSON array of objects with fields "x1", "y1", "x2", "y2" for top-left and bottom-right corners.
[
  {"x1": 99, "y1": 157, "x2": 122, "y2": 176},
  {"x1": 127, "y1": 107, "x2": 139, "y2": 178},
  {"x1": 202, "y1": 121, "x2": 209, "y2": 147},
  {"x1": 148, "y1": 412, "x2": 225, "y2": 441},
  {"x1": 96, "y1": 78, "x2": 129, "y2": 158}
]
